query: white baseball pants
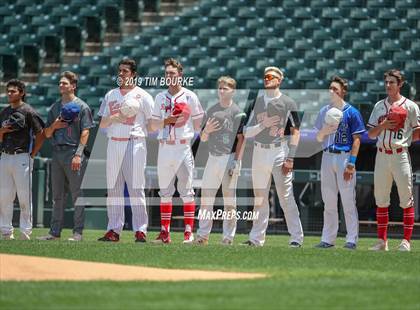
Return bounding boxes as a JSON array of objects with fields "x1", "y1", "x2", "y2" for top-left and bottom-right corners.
[
  {"x1": 0, "y1": 153, "x2": 33, "y2": 236},
  {"x1": 249, "y1": 143, "x2": 304, "y2": 246},
  {"x1": 320, "y1": 152, "x2": 359, "y2": 245},
  {"x1": 157, "y1": 143, "x2": 195, "y2": 203},
  {"x1": 198, "y1": 153, "x2": 238, "y2": 242},
  {"x1": 106, "y1": 138, "x2": 148, "y2": 234}
]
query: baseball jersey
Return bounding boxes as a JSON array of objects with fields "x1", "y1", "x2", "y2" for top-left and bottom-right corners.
[
  {"x1": 0, "y1": 103, "x2": 44, "y2": 153},
  {"x1": 246, "y1": 93, "x2": 300, "y2": 144},
  {"x1": 152, "y1": 87, "x2": 204, "y2": 140},
  {"x1": 98, "y1": 86, "x2": 154, "y2": 138},
  {"x1": 367, "y1": 96, "x2": 420, "y2": 149},
  {"x1": 315, "y1": 103, "x2": 366, "y2": 152},
  {"x1": 47, "y1": 97, "x2": 94, "y2": 147},
  {"x1": 203, "y1": 102, "x2": 246, "y2": 156}
]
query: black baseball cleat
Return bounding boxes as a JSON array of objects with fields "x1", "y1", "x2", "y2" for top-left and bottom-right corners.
[
  {"x1": 289, "y1": 241, "x2": 302, "y2": 248},
  {"x1": 98, "y1": 230, "x2": 120, "y2": 242}
]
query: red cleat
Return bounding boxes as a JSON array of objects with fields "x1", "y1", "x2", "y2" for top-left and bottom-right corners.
[
  {"x1": 98, "y1": 230, "x2": 120, "y2": 242},
  {"x1": 135, "y1": 231, "x2": 147, "y2": 243},
  {"x1": 152, "y1": 230, "x2": 171, "y2": 244}
]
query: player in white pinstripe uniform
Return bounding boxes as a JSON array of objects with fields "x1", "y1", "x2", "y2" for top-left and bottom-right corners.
[
  {"x1": 150, "y1": 58, "x2": 204, "y2": 244},
  {"x1": 97, "y1": 58, "x2": 154, "y2": 242},
  {"x1": 367, "y1": 69, "x2": 420, "y2": 252}
]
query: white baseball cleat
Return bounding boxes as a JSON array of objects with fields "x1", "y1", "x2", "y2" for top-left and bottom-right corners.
[
  {"x1": 397, "y1": 239, "x2": 411, "y2": 252},
  {"x1": 220, "y1": 238, "x2": 233, "y2": 246},
  {"x1": 20, "y1": 232, "x2": 31, "y2": 240},
  {"x1": 183, "y1": 231, "x2": 194, "y2": 244},
  {"x1": 2, "y1": 233, "x2": 15, "y2": 240},
  {"x1": 369, "y1": 239, "x2": 388, "y2": 251},
  {"x1": 68, "y1": 233, "x2": 83, "y2": 241}
]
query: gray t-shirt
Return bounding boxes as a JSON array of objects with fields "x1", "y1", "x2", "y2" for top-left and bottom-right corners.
[
  {"x1": 203, "y1": 102, "x2": 246, "y2": 156},
  {"x1": 47, "y1": 97, "x2": 94, "y2": 147}
]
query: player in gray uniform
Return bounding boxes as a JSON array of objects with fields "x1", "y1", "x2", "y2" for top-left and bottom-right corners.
[
  {"x1": 195, "y1": 76, "x2": 246, "y2": 245},
  {"x1": 243, "y1": 66, "x2": 304, "y2": 247},
  {"x1": 0, "y1": 79, "x2": 45, "y2": 240},
  {"x1": 37, "y1": 71, "x2": 94, "y2": 241}
]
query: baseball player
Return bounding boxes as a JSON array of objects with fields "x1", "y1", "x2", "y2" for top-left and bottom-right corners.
[
  {"x1": 97, "y1": 58, "x2": 154, "y2": 243},
  {"x1": 194, "y1": 76, "x2": 246, "y2": 245},
  {"x1": 150, "y1": 58, "x2": 204, "y2": 244},
  {"x1": 314, "y1": 76, "x2": 366, "y2": 250},
  {"x1": 0, "y1": 79, "x2": 45, "y2": 240},
  {"x1": 37, "y1": 71, "x2": 94, "y2": 241},
  {"x1": 242, "y1": 66, "x2": 304, "y2": 247},
  {"x1": 367, "y1": 69, "x2": 420, "y2": 252}
]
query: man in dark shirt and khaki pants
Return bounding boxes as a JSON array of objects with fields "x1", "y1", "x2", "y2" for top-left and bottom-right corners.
[
  {"x1": 0, "y1": 79, "x2": 45, "y2": 240},
  {"x1": 37, "y1": 71, "x2": 94, "y2": 241}
]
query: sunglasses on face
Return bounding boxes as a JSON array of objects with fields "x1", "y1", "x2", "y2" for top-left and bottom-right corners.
[{"x1": 264, "y1": 74, "x2": 280, "y2": 81}]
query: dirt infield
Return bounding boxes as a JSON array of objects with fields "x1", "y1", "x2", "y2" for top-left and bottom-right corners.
[{"x1": 0, "y1": 254, "x2": 266, "y2": 282}]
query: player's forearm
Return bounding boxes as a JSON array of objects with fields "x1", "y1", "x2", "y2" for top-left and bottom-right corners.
[
  {"x1": 289, "y1": 128, "x2": 300, "y2": 147},
  {"x1": 367, "y1": 125, "x2": 383, "y2": 139},
  {"x1": 316, "y1": 130, "x2": 326, "y2": 143},
  {"x1": 234, "y1": 134, "x2": 245, "y2": 160},
  {"x1": 150, "y1": 119, "x2": 165, "y2": 131},
  {"x1": 350, "y1": 135, "x2": 361, "y2": 157},
  {"x1": 99, "y1": 116, "x2": 113, "y2": 128},
  {"x1": 31, "y1": 131, "x2": 46, "y2": 157},
  {"x1": 243, "y1": 123, "x2": 264, "y2": 138},
  {"x1": 44, "y1": 125, "x2": 56, "y2": 138},
  {"x1": 79, "y1": 129, "x2": 89, "y2": 146},
  {"x1": 200, "y1": 130, "x2": 209, "y2": 142}
]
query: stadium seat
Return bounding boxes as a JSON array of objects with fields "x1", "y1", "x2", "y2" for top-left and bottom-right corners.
[
  {"x1": 304, "y1": 48, "x2": 332, "y2": 60},
  {"x1": 27, "y1": 85, "x2": 49, "y2": 97},
  {"x1": 311, "y1": 0, "x2": 336, "y2": 7},
  {"x1": 296, "y1": 68, "x2": 323, "y2": 81},
  {"x1": 366, "y1": 81, "x2": 386, "y2": 93},
  {"x1": 338, "y1": 0, "x2": 365, "y2": 8},
  {"x1": 209, "y1": 6, "x2": 232, "y2": 18},
  {"x1": 305, "y1": 80, "x2": 328, "y2": 89},
  {"x1": 39, "y1": 74, "x2": 60, "y2": 86},
  {"x1": 312, "y1": 28, "x2": 340, "y2": 40},
  {"x1": 377, "y1": 7, "x2": 405, "y2": 19},
  {"x1": 406, "y1": 9, "x2": 420, "y2": 20},
  {"x1": 295, "y1": 38, "x2": 321, "y2": 51},
  {"x1": 356, "y1": 70, "x2": 383, "y2": 82},
  {"x1": 359, "y1": 19, "x2": 385, "y2": 30},
  {"x1": 208, "y1": 36, "x2": 230, "y2": 48},
  {"x1": 364, "y1": 49, "x2": 392, "y2": 62},
  {"x1": 276, "y1": 48, "x2": 302, "y2": 60},
  {"x1": 326, "y1": 68, "x2": 355, "y2": 81},
  {"x1": 284, "y1": 28, "x2": 310, "y2": 40},
  {"x1": 316, "y1": 59, "x2": 346, "y2": 72},
  {"x1": 374, "y1": 61, "x2": 404, "y2": 73},
  {"x1": 371, "y1": 29, "x2": 398, "y2": 40},
  {"x1": 302, "y1": 18, "x2": 328, "y2": 30},
  {"x1": 281, "y1": 79, "x2": 303, "y2": 89},
  {"x1": 266, "y1": 38, "x2": 294, "y2": 50},
  {"x1": 342, "y1": 29, "x2": 368, "y2": 40},
  {"x1": 282, "y1": 0, "x2": 307, "y2": 8},
  {"x1": 349, "y1": 7, "x2": 376, "y2": 19},
  {"x1": 80, "y1": 55, "x2": 111, "y2": 67},
  {"x1": 60, "y1": 64, "x2": 90, "y2": 76},
  {"x1": 393, "y1": 50, "x2": 415, "y2": 62},
  {"x1": 218, "y1": 47, "x2": 246, "y2": 58},
  {"x1": 159, "y1": 46, "x2": 185, "y2": 58},
  {"x1": 236, "y1": 67, "x2": 258, "y2": 80},
  {"x1": 399, "y1": 29, "x2": 419, "y2": 41},
  {"x1": 207, "y1": 67, "x2": 230, "y2": 79},
  {"x1": 198, "y1": 26, "x2": 220, "y2": 38},
  {"x1": 346, "y1": 60, "x2": 373, "y2": 71},
  {"x1": 264, "y1": 7, "x2": 289, "y2": 19},
  {"x1": 352, "y1": 39, "x2": 381, "y2": 51},
  {"x1": 237, "y1": 7, "x2": 263, "y2": 18},
  {"x1": 395, "y1": 0, "x2": 418, "y2": 8},
  {"x1": 321, "y1": 7, "x2": 349, "y2": 19},
  {"x1": 350, "y1": 92, "x2": 378, "y2": 105},
  {"x1": 389, "y1": 19, "x2": 415, "y2": 30},
  {"x1": 323, "y1": 39, "x2": 351, "y2": 51},
  {"x1": 381, "y1": 39, "x2": 410, "y2": 52},
  {"x1": 227, "y1": 26, "x2": 254, "y2": 38},
  {"x1": 366, "y1": 0, "x2": 393, "y2": 8},
  {"x1": 331, "y1": 18, "x2": 359, "y2": 32}
]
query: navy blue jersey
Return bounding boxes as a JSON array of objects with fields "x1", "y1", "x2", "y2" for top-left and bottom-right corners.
[{"x1": 315, "y1": 103, "x2": 365, "y2": 152}]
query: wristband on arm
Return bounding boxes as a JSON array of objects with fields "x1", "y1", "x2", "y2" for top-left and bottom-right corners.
[
  {"x1": 287, "y1": 144, "x2": 297, "y2": 160},
  {"x1": 347, "y1": 155, "x2": 357, "y2": 167},
  {"x1": 75, "y1": 143, "x2": 86, "y2": 157}
]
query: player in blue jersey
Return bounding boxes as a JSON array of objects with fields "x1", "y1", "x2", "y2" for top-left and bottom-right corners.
[{"x1": 314, "y1": 76, "x2": 366, "y2": 249}]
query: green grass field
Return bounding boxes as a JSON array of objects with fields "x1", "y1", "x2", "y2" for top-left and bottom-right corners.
[{"x1": 1, "y1": 229, "x2": 419, "y2": 310}]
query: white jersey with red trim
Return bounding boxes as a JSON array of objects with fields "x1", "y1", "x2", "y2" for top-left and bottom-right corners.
[
  {"x1": 367, "y1": 96, "x2": 420, "y2": 149},
  {"x1": 98, "y1": 86, "x2": 154, "y2": 138},
  {"x1": 152, "y1": 87, "x2": 204, "y2": 140}
]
